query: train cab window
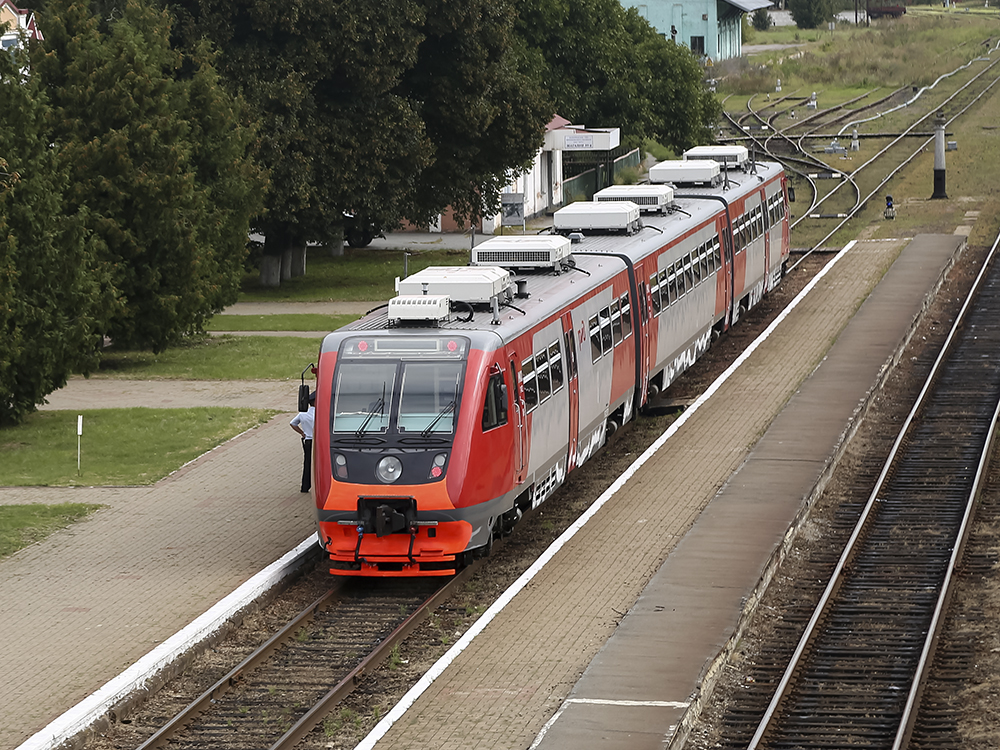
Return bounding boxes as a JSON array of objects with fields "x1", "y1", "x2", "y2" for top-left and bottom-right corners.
[
  {"x1": 521, "y1": 356, "x2": 538, "y2": 411},
  {"x1": 549, "y1": 342, "x2": 564, "y2": 392},
  {"x1": 599, "y1": 307, "x2": 613, "y2": 353},
  {"x1": 620, "y1": 294, "x2": 632, "y2": 339},
  {"x1": 589, "y1": 315, "x2": 602, "y2": 362},
  {"x1": 610, "y1": 299, "x2": 623, "y2": 346},
  {"x1": 649, "y1": 273, "x2": 662, "y2": 315},
  {"x1": 536, "y1": 348, "x2": 552, "y2": 402},
  {"x1": 481, "y1": 370, "x2": 508, "y2": 431}
]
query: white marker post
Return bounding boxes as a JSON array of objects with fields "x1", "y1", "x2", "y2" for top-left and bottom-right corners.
[{"x1": 77, "y1": 414, "x2": 83, "y2": 476}]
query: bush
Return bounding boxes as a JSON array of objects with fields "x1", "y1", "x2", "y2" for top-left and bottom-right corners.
[{"x1": 751, "y1": 9, "x2": 772, "y2": 31}]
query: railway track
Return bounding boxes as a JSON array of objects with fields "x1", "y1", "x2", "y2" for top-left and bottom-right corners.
[
  {"x1": 684, "y1": 231, "x2": 1000, "y2": 749},
  {"x1": 126, "y1": 575, "x2": 451, "y2": 749},
  {"x1": 723, "y1": 46, "x2": 1000, "y2": 262}
]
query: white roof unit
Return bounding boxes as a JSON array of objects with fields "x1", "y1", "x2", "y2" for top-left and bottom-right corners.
[
  {"x1": 553, "y1": 201, "x2": 643, "y2": 235},
  {"x1": 395, "y1": 265, "x2": 513, "y2": 305},
  {"x1": 472, "y1": 235, "x2": 572, "y2": 269},
  {"x1": 387, "y1": 294, "x2": 451, "y2": 324},
  {"x1": 648, "y1": 159, "x2": 721, "y2": 186},
  {"x1": 594, "y1": 184, "x2": 675, "y2": 214},
  {"x1": 683, "y1": 145, "x2": 749, "y2": 169}
]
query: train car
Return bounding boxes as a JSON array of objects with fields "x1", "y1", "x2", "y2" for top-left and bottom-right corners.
[{"x1": 309, "y1": 158, "x2": 791, "y2": 577}]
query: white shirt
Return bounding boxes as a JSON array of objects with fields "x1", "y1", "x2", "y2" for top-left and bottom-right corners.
[{"x1": 290, "y1": 405, "x2": 315, "y2": 440}]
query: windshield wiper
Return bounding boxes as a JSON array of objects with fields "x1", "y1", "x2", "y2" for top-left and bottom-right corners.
[
  {"x1": 355, "y1": 384, "x2": 386, "y2": 438},
  {"x1": 421, "y1": 381, "x2": 460, "y2": 437}
]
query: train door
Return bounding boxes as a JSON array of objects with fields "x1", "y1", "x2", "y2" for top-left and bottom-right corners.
[
  {"x1": 637, "y1": 272, "x2": 652, "y2": 404},
  {"x1": 561, "y1": 313, "x2": 580, "y2": 471},
  {"x1": 720, "y1": 213, "x2": 735, "y2": 329},
  {"x1": 508, "y1": 356, "x2": 527, "y2": 485}
]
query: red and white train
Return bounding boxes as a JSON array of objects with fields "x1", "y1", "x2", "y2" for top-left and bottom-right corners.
[{"x1": 310, "y1": 150, "x2": 791, "y2": 576}]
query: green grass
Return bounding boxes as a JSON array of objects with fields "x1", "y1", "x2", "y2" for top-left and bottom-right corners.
[
  {"x1": 93, "y1": 336, "x2": 323, "y2": 380},
  {"x1": 721, "y1": 14, "x2": 1000, "y2": 96},
  {"x1": 0, "y1": 407, "x2": 275, "y2": 486},
  {"x1": 206, "y1": 313, "x2": 358, "y2": 332},
  {"x1": 0, "y1": 503, "x2": 102, "y2": 558},
  {"x1": 239, "y1": 246, "x2": 470, "y2": 302}
]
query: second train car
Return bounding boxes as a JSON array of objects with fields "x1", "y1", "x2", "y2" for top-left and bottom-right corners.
[{"x1": 310, "y1": 155, "x2": 791, "y2": 576}]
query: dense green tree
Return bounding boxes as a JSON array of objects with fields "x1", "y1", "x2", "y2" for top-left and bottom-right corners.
[
  {"x1": 0, "y1": 47, "x2": 101, "y2": 425},
  {"x1": 32, "y1": 0, "x2": 263, "y2": 351},
  {"x1": 623, "y1": 10, "x2": 722, "y2": 151},
  {"x1": 515, "y1": 0, "x2": 718, "y2": 152},
  {"x1": 168, "y1": 0, "x2": 550, "y2": 281},
  {"x1": 398, "y1": 0, "x2": 551, "y2": 225},
  {"x1": 790, "y1": 0, "x2": 833, "y2": 28}
]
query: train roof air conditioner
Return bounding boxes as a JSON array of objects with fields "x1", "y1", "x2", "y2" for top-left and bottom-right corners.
[
  {"x1": 683, "y1": 145, "x2": 749, "y2": 169},
  {"x1": 472, "y1": 235, "x2": 573, "y2": 270},
  {"x1": 648, "y1": 159, "x2": 722, "y2": 186},
  {"x1": 553, "y1": 201, "x2": 643, "y2": 235},
  {"x1": 594, "y1": 184, "x2": 676, "y2": 214},
  {"x1": 395, "y1": 265, "x2": 513, "y2": 306}
]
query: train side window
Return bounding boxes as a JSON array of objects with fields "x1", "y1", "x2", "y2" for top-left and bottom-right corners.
[
  {"x1": 536, "y1": 348, "x2": 551, "y2": 402},
  {"x1": 689, "y1": 251, "x2": 700, "y2": 284},
  {"x1": 599, "y1": 307, "x2": 613, "y2": 353},
  {"x1": 668, "y1": 263, "x2": 679, "y2": 300},
  {"x1": 700, "y1": 244, "x2": 710, "y2": 279},
  {"x1": 563, "y1": 330, "x2": 578, "y2": 380},
  {"x1": 685, "y1": 254, "x2": 695, "y2": 288},
  {"x1": 521, "y1": 356, "x2": 538, "y2": 411},
  {"x1": 481, "y1": 370, "x2": 508, "y2": 431},
  {"x1": 549, "y1": 342, "x2": 564, "y2": 392},
  {"x1": 713, "y1": 239, "x2": 721, "y2": 271},
  {"x1": 620, "y1": 293, "x2": 632, "y2": 339},
  {"x1": 649, "y1": 273, "x2": 662, "y2": 315},
  {"x1": 589, "y1": 315, "x2": 602, "y2": 362},
  {"x1": 610, "y1": 299, "x2": 623, "y2": 346}
]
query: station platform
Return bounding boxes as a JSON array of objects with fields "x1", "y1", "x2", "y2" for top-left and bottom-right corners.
[
  {"x1": 357, "y1": 234, "x2": 965, "y2": 750},
  {"x1": 1, "y1": 234, "x2": 965, "y2": 750}
]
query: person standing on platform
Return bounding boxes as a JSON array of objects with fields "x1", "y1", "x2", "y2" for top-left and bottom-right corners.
[{"x1": 290, "y1": 391, "x2": 316, "y2": 492}]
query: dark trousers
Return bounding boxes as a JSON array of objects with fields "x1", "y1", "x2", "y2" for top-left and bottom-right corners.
[{"x1": 301, "y1": 438, "x2": 312, "y2": 492}]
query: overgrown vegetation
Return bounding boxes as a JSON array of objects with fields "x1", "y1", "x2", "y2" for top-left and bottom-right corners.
[{"x1": 719, "y1": 13, "x2": 1000, "y2": 96}]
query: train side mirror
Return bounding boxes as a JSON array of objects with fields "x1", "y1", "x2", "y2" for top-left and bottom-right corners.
[
  {"x1": 298, "y1": 383, "x2": 310, "y2": 413},
  {"x1": 788, "y1": 186, "x2": 796, "y2": 203}
]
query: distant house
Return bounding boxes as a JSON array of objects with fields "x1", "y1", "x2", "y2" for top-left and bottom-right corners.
[
  {"x1": 1, "y1": 0, "x2": 43, "y2": 56},
  {"x1": 620, "y1": 0, "x2": 771, "y2": 61}
]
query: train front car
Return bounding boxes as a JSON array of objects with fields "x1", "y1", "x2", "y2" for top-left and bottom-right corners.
[
  {"x1": 312, "y1": 263, "x2": 531, "y2": 577},
  {"x1": 313, "y1": 328, "x2": 501, "y2": 576}
]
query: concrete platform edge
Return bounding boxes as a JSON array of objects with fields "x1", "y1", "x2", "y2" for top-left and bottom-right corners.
[
  {"x1": 17, "y1": 536, "x2": 319, "y2": 750},
  {"x1": 668, "y1": 235, "x2": 966, "y2": 749}
]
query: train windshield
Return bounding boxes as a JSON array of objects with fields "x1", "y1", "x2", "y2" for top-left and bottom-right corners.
[{"x1": 332, "y1": 336, "x2": 469, "y2": 438}]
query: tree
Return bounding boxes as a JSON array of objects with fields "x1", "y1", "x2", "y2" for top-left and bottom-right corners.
[
  {"x1": 751, "y1": 8, "x2": 772, "y2": 31},
  {"x1": 0, "y1": 46, "x2": 102, "y2": 425},
  {"x1": 517, "y1": 0, "x2": 719, "y2": 153},
  {"x1": 32, "y1": 0, "x2": 263, "y2": 351},
  {"x1": 789, "y1": 0, "x2": 833, "y2": 28},
  {"x1": 169, "y1": 0, "x2": 550, "y2": 283}
]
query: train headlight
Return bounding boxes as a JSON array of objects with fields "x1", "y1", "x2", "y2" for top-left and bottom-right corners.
[
  {"x1": 428, "y1": 453, "x2": 448, "y2": 479},
  {"x1": 334, "y1": 453, "x2": 348, "y2": 480},
  {"x1": 376, "y1": 456, "x2": 403, "y2": 484}
]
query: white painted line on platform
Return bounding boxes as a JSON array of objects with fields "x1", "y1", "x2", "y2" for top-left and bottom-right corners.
[
  {"x1": 17, "y1": 535, "x2": 319, "y2": 750},
  {"x1": 355, "y1": 242, "x2": 858, "y2": 750}
]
